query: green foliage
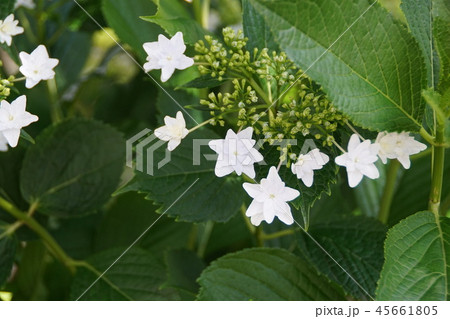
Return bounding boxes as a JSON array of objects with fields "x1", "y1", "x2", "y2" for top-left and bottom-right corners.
[
  {"x1": 163, "y1": 249, "x2": 205, "y2": 300},
  {"x1": 118, "y1": 131, "x2": 246, "y2": 223},
  {"x1": 0, "y1": 222, "x2": 16, "y2": 287},
  {"x1": 102, "y1": 0, "x2": 161, "y2": 61},
  {"x1": 376, "y1": 211, "x2": 450, "y2": 301},
  {"x1": 71, "y1": 247, "x2": 177, "y2": 300},
  {"x1": 401, "y1": 0, "x2": 435, "y2": 86},
  {"x1": 296, "y1": 216, "x2": 387, "y2": 300},
  {"x1": 197, "y1": 248, "x2": 346, "y2": 300},
  {"x1": 142, "y1": 0, "x2": 207, "y2": 45},
  {"x1": 388, "y1": 150, "x2": 450, "y2": 226},
  {"x1": 0, "y1": 0, "x2": 14, "y2": 17},
  {"x1": 433, "y1": 0, "x2": 450, "y2": 92},
  {"x1": 248, "y1": 0, "x2": 427, "y2": 132},
  {"x1": 20, "y1": 119, "x2": 125, "y2": 217},
  {"x1": 242, "y1": 0, "x2": 279, "y2": 53}
]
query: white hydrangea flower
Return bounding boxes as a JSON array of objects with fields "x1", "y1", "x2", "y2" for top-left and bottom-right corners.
[
  {"x1": 243, "y1": 166, "x2": 300, "y2": 226},
  {"x1": 0, "y1": 133, "x2": 8, "y2": 152},
  {"x1": 208, "y1": 127, "x2": 263, "y2": 179},
  {"x1": 0, "y1": 95, "x2": 38, "y2": 148},
  {"x1": 376, "y1": 131, "x2": 427, "y2": 169},
  {"x1": 335, "y1": 134, "x2": 380, "y2": 188},
  {"x1": 291, "y1": 148, "x2": 329, "y2": 187},
  {"x1": 0, "y1": 14, "x2": 24, "y2": 46},
  {"x1": 15, "y1": 0, "x2": 36, "y2": 10},
  {"x1": 19, "y1": 45, "x2": 59, "y2": 89},
  {"x1": 143, "y1": 32, "x2": 194, "y2": 82},
  {"x1": 154, "y1": 111, "x2": 189, "y2": 151}
]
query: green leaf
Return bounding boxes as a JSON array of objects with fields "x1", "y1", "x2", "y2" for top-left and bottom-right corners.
[
  {"x1": 0, "y1": 222, "x2": 16, "y2": 287},
  {"x1": 296, "y1": 216, "x2": 387, "y2": 300},
  {"x1": 354, "y1": 161, "x2": 386, "y2": 218},
  {"x1": 141, "y1": 0, "x2": 206, "y2": 45},
  {"x1": 376, "y1": 211, "x2": 450, "y2": 300},
  {"x1": 71, "y1": 247, "x2": 177, "y2": 300},
  {"x1": 388, "y1": 150, "x2": 450, "y2": 226},
  {"x1": 20, "y1": 119, "x2": 125, "y2": 218},
  {"x1": 0, "y1": 147, "x2": 27, "y2": 219},
  {"x1": 242, "y1": 0, "x2": 279, "y2": 52},
  {"x1": 0, "y1": 0, "x2": 14, "y2": 17},
  {"x1": 94, "y1": 193, "x2": 192, "y2": 256},
  {"x1": 401, "y1": 0, "x2": 435, "y2": 86},
  {"x1": 433, "y1": 0, "x2": 450, "y2": 92},
  {"x1": 197, "y1": 248, "x2": 346, "y2": 300},
  {"x1": 181, "y1": 75, "x2": 227, "y2": 89},
  {"x1": 117, "y1": 130, "x2": 246, "y2": 223},
  {"x1": 163, "y1": 249, "x2": 205, "y2": 300},
  {"x1": 249, "y1": 0, "x2": 427, "y2": 132},
  {"x1": 101, "y1": 0, "x2": 162, "y2": 61}
]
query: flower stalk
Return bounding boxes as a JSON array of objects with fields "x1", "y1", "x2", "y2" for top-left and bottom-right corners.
[{"x1": 429, "y1": 123, "x2": 446, "y2": 216}]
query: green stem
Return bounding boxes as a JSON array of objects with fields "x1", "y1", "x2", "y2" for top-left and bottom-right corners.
[
  {"x1": 193, "y1": 0, "x2": 210, "y2": 29},
  {"x1": 240, "y1": 204, "x2": 256, "y2": 234},
  {"x1": 47, "y1": 78, "x2": 63, "y2": 123},
  {"x1": 0, "y1": 197, "x2": 76, "y2": 273},
  {"x1": 247, "y1": 76, "x2": 271, "y2": 106},
  {"x1": 197, "y1": 221, "x2": 214, "y2": 258},
  {"x1": 260, "y1": 228, "x2": 297, "y2": 240},
  {"x1": 378, "y1": 160, "x2": 400, "y2": 224},
  {"x1": 420, "y1": 127, "x2": 436, "y2": 145},
  {"x1": 429, "y1": 124, "x2": 446, "y2": 216}
]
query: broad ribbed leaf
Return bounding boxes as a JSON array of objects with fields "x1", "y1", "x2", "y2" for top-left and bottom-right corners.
[
  {"x1": 402, "y1": 0, "x2": 435, "y2": 86},
  {"x1": 242, "y1": 0, "x2": 279, "y2": 52},
  {"x1": 71, "y1": 247, "x2": 177, "y2": 300},
  {"x1": 117, "y1": 131, "x2": 246, "y2": 223},
  {"x1": 297, "y1": 216, "x2": 386, "y2": 300},
  {"x1": 20, "y1": 119, "x2": 125, "y2": 217},
  {"x1": 0, "y1": 222, "x2": 16, "y2": 287},
  {"x1": 249, "y1": 0, "x2": 427, "y2": 132},
  {"x1": 376, "y1": 211, "x2": 450, "y2": 301},
  {"x1": 433, "y1": 0, "x2": 450, "y2": 92},
  {"x1": 102, "y1": 0, "x2": 162, "y2": 61},
  {"x1": 197, "y1": 248, "x2": 346, "y2": 300}
]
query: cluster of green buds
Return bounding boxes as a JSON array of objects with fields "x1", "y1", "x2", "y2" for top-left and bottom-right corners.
[
  {"x1": 194, "y1": 27, "x2": 251, "y2": 81},
  {"x1": 194, "y1": 28, "x2": 346, "y2": 160},
  {"x1": 0, "y1": 61, "x2": 15, "y2": 100}
]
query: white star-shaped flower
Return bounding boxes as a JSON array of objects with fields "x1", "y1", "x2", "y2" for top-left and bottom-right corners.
[
  {"x1": 143, "y1": 32, "x2": 194, "y2": 82},
  {"x1": 154, "y1": 111, "x2": 189, "y2": 151},
  {"x1": 0, "y1": 14, "x2": 24, "y2": 46},
  {"x1": 243, "y1": 166, "x2": 300, "y2": 226},
  {"x1": 376, "y1": 131, "x2": 427, "y2": 169},
  {"x1": 208, "y1": 127, "x2": 263, "y2": 179},
  {"x1": 335, "y1": 134, "x2": 380, "y2": 188},
  {"x1": 19, "y1": 45, "x2": 59, "y2": 89},
  {"x1": 15, "y1": 0, "x2": 36, "y2": 10},
  {"x1": 291, "y1": 148, "x2": 329, "y2": 187},
  {"x1": 0, "y1": 133, "x2": 8, "y2": 152},
  {"x1": 0, "y1": 95, "x2": 38, "y2": 148}
]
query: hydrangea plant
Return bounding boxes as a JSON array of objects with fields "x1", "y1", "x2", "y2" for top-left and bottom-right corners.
[{"x1": 0, "y1": 0, "x2": 449, "y2": 302}]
